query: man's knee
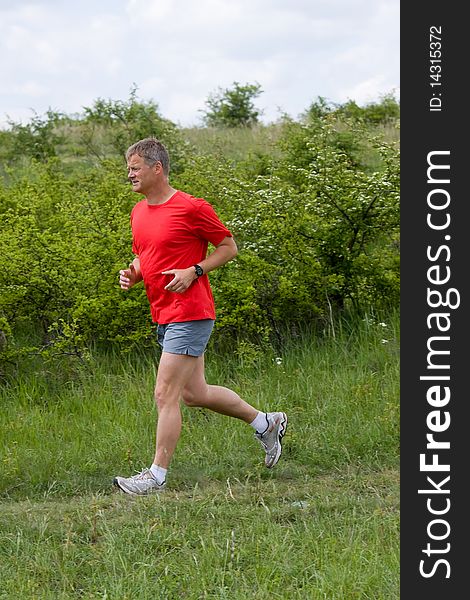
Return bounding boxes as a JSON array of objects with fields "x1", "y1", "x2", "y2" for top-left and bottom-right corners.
[
  {"x1": 154, "y1": 382, "x2": 179, "y2": 411},
  {"x1": 181, "y1": 387, "x2": 198, "y2": 407},
  {"x1": 181, "y1": 385, "x2": 208, "y2": 407}
]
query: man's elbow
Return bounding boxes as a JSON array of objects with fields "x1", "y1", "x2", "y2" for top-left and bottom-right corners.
[
  {"x1": 218, "y1": 236, "x2": 238, "y2": 260},
  {"x1": 230, "y1": 238, "x2": 238, "y2": 259}
]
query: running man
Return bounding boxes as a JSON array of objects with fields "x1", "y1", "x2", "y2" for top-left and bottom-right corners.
[{"x1": 113, "y1": 138, "x2": 287, "y2": 495}]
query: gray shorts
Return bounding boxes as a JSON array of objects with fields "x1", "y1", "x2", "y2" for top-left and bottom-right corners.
[{"x1": 156, "y1": 319, "x2": 215, "y2": 357}]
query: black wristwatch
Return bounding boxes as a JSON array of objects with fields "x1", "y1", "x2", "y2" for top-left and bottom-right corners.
[{"x1": 194, "y1": 264, "x2": 204, "y2": 277}]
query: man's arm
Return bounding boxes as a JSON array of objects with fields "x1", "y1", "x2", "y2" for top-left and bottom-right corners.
[
  {"x1": 119, "y1": 256, "x2": 143, "y2": 290},
  {"x1": 162, "y1": 236, "x2": 237, "y2": 294},
  {"x1": 197, "y1": 236, "x2": 238, "y2": 275}
]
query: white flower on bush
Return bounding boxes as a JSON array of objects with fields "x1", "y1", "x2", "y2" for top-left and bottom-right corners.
[{"x1": 274, "y1": 357, "x2": 282, "y2": 365}]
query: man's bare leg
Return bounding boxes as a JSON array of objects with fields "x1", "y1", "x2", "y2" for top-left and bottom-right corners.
[
  {"x1": 181, "y1": 355, "x2": 258, "y2": 422},
  {"x1": 114, "y1": 351, "x2": 199, "y2": 494},
  {"x1": 153, "y1": 352, "x2": 199, "y2": 469},
  {"x1": 114, "y1": 351, "x2": 287, "y2": 494},
  {"x1": 181, "y1": 355, "x2": 287, "y2": 469}
]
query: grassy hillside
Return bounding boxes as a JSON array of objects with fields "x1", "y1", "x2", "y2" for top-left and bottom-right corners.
[
  {"x1": 0, "y1": 311, "x2": 399, "y2": 598},
  {"x1": 0, "y1": 93, "x2": 400, "y2": 597},
  {"x1": 181, "y1": 121, "x2": 399, "y2": 161}
]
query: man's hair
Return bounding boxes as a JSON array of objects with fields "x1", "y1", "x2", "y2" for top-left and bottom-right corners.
[{"x1": 126, "y1": 138, "x2": 170, "y2": 176}]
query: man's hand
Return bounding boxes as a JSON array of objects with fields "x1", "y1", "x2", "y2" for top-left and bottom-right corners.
[
  {"x1": 119, "y1": 263, "x2": 139, "y2": 290},
  {"x1": 162, "y1": 267, "x2": 197, "y2": 294}
]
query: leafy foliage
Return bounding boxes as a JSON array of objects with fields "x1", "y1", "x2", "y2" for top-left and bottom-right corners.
[
  {"x1": 173, "y1": 117, "x2": 399, "y2": 347},
  {"x1": 304, "y1": 92, "x2": 400, "y2": 126},
  {"x1": 81, "y1": 86, "x2": 189, "y2": 173},
  {"x1": 3, "y1": 110, "x2": 65, "y2": 164},
  {"x1": 337, "y1": 92, "x2": 400, "y2": 125},
  {"x1": 201, "y1": 82, "x2": 263, "y2": 128},
  {"x1": 0, "y1": 88, "x2": 190, "y2": 178},
  {"x1": 0, "y1": 92, "x2": 399, "y2": 374},
  {"x1": 0, "y1": 159, "x2": 154, "y2": 374}
]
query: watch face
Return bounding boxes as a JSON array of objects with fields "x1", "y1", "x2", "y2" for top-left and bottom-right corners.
[{"x1": 195, "y1": 265, "x2": 203, "y2": 277}]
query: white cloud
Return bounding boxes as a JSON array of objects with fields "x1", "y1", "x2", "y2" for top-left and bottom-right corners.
[
  {"x1": 0, "y1": 0, "x2": 399, "y2": 128},
  {"x1": 340, "y1": 76, "x2": 389, "y2": 105},
  {"x1": 9, "y1": 81, "x2": 49, "y2": 97}
]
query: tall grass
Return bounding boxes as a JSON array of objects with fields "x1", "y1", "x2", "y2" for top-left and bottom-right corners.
[
  {"x1": 181, "y1": 124, "x2": 284, "y2": 163},
  {"x1": 0, "y1": 311, "x2": 399, "y2": 598},
  {"x1": 180, "y1": 120, "x2": 399, "y2": 168}
]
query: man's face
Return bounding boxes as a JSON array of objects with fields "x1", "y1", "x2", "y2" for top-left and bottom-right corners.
[{"x1": 127, "y1": 154, "x2": 158, "y2": 194}]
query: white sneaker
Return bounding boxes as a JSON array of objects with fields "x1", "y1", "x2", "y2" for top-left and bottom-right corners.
[
  {"x1": 255, "y1": 412, "x2": 288, "y2": 468},
  {"x1": 114, "y1": 468, "x2": 166, "y2": 496}
]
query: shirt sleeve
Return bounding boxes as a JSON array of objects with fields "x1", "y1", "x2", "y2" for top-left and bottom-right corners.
[{"x1": 193, "y1": 200, "x2": 232, "y2": 246}]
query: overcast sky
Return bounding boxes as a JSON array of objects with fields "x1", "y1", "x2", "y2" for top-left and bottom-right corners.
[{"x1": 0, "y1": 0, "x2": 399, "y2": 128}]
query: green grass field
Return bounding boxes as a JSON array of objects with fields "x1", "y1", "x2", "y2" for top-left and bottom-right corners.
[{"x1": 0, "y1": 312, "x2": 399, "y2": 599}]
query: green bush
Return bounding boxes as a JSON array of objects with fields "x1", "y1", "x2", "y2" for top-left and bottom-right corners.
[
  {"x1": 0, "y1": 159, "x2": 154, "y2": 369},
  {"x1": 173, "y1": 118, "x2": 399, "y2": 341},
  {"x1": 0, "y1": 94, "x2": 399, "y2": 373},
  {"x1": 336, "y1": 93, "x2": 400, "y2": 125},
  {"x1": 201, "y1": 82, "x2": 263, "y2": 128},
  {"x1": 1, "y1": 110, "x2": 65, "y2": 165},
  {"x1": 80, "y1": 87, "x2": 190, "y2": 173},
  {"x1": 276, "y1": 120, "x2": 400, "y2": 310}
]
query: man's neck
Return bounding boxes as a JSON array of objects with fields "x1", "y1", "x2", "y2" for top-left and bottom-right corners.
[{"x1": 145, "y1": 184, "x2": 177, "y2": 205}]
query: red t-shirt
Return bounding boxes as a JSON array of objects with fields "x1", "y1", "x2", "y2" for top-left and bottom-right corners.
[{"x1": 130, "y1": 190, "x2": 232, "y2": 324}]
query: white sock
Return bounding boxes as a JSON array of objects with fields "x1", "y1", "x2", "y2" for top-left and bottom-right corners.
[
  {"x1": 150, "y1": 464, "x2": 167, "y2": 485},
  {"x1": 250, "y1": 411, "x2": 269, "y2": 434}
]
